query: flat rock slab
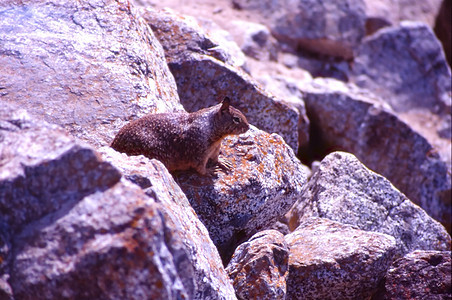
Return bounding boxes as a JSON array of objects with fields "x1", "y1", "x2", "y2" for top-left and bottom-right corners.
[
  {"x1": 176, "y1": 126, "x2": 309, "y2": 261},
  {"x1": 288, "y1": 151, "x2": 451, "y2": 258},
  {"x1": 285, "y1": 217, "x2": 397, "y2": 300},
  {"x1": 0, "y1": 0, "x2": 182, "y2": 147}
]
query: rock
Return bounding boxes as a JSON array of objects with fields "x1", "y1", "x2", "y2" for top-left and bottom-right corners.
[
  {"x1": 176, "y1": 126, "x2": 309, "y2": 261},
  {"x1": 226, "y1": 230, "x2": 289, "y2": 300},
  {"x1": 301, "y1": 78, "x2": 451, "y2": 232},
  {"x1": 141, "y1": 7, "x2": 246, "y2": 70},
  {"x1": 352, "y1": 22, "x2": 451, "y2": 115},
  {"x1": 375, "y1": 250, "x2": 452, "y2": 299},
  {"x1": 364, "y1": 0, "x2": 443, "y2": 30},
  {"x1": 228, "y1": 20, "x2": 278, "y2": 61},
  {"x1": 143, "y1": 7, "x2": 301, "y2": 152},
  {"x1": 434, "y1": 0, "x2": 452, "y2": 66},
  {"x1": 288, "y1": 152, "x2": 451, "y2": 258},
  {"x1": 231, "y1": 0, "x2": 366, "y2": 59},
  {"x1": 285, "y1": 217, "x2": 397, "y2": 300},
  {"x1": 350, "y1": 22, "x2": 452, "y2": 179},
  {"x1": 0, "y1": 102, "x2": 121, "y2": 233},
  {"x1": 0, "y1": 0, "x2": 182, "y2": 147}
]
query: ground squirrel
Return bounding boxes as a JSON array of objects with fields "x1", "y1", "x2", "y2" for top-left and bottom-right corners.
[{"x1": 111, "y1": 97, "x2": 249, "y2": 175}]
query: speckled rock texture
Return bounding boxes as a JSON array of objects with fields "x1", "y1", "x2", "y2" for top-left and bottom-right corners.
[
  {"x1": 0, "y1": 0, "x2": 182, "y2": 147},
  {"x1": 302, "y1": 78, "x2": 451, "y2": 232},
  {"x1": 1, "y1": 103, "x2": 236, "y2": 300},
  {"x1": 288, "y1": 152, "x2": 451, "y2": 258},
  {"x1": 286, "y1": 217, "x2": 397, "y2": 300},
  {"x1": 376, "y1": 250, "x2": 452, "y2": 300},
  {"x1": 226, "y1": 230, "x2": 289, "y2": 300},
  {"x1": 0, "y1": 103, "x2": 121, "y2": 233},
  {"x1": 176, "y1": 126, "x2": 309, "y2": 261},
  {"x1": 231, "y1": 0, "x2": 366, "y2": 59},
  {"x1": 142, "y1": 7, "x2": 301, "y2": 152}
]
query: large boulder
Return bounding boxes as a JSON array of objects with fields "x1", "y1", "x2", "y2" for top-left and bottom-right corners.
[
  {"x1": 176, "y1": 126, "x2": 309, "y2": 261},
  {"x1": 288, "y1": 152, "x2": 451, "y2": 258},
  {"x1": 0, "y1": 0, "x2": 182, "y2": 147},
  {"x1": 286, "y1": 217, "x2": 397, "y2": 299}
]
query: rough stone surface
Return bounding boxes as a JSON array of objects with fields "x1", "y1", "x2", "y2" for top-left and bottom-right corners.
[
  {"x1": 176, "y1": 126, "x2": 309, "y2": 261},
  {"x1": 376, "y1": 250, "x2": 452, "y2": 300},
  {"x1": 143, "y1": 7, "x2": 301, "y2": 152},
  {"x1": 0, "y1": 0, "x2": 182, "y2": 147},
  {"x1": 285, "y1": 217, "x2": 397, "y2": 300},
  {"x1": 350, "y1": 22, "x2": 452, "y2": 177},
  {"x1": 0, "y1": 103, "x2": 121, "y2": 233},
  {"x1": 302, "y1": 78, "x2": 451, "y2": 231},
  {"x1": 288, "y1": 152, "x2": 451, "y2": 258},
  {"x1": 352, "y1": 22, "x2": 451, "y2": 114},
  {"x1": 231, "y1": 0, "x2": 366, "y2": 59},
  {"x1": 226, "y1": 230, "x2": 289, "y2": 300}
]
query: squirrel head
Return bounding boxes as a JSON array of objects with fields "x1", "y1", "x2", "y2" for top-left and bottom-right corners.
[{"x1": 216, "y1": 97, "x2": 249, "y2": 135}]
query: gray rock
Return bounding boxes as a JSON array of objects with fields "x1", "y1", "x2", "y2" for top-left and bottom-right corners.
[
  {"x1": 285, "y1": 217, "x2": 397, "y2": 300},
  {"x1": 226, "y1": 230, "x2": 289, "y2": 300},
  {"x1": 0, "y1": 0, "x2": 182, "y2": 147},
  {"x1": 288, "y1": 152, "x2": 451, "y2": 258},
  {"x1": 0, "y1": 103, "x2": 121, "y2": 233},
  {"x1": 143, "y1": 7, "x2": 301, "y2": 152},
  {"x1": 176, "y1": 126, "x2": 309, "y2": 261},
  {"x1": 229, "y1": 20, "x2": 278, "y2": 61},
  {"x1": 352, "y1": 22, "x2": 451, "y2": 115},
  {"x1": 232, "y1": 0, "x2": 367, "y2": 59},
  {"x1": 376, "y1": 250, "x2": 452, "y2": 300},
  {"x1": 301, "y1": 78, "x2": 451, "y2": 232}
]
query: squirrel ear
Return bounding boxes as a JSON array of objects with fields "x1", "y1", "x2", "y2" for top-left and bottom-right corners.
[{"x1": 221, "y1": 97, "x2": 230, "y2": 112}]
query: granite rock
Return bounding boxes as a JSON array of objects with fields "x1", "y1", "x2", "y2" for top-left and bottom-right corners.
[
  {"x1": 176, "y1": 126, "x2": 309, "y2": 261},
  {"x1": 0, "y1": 0, "x2": 182, "y2": 147},
  {"x1": 226, "y1": 230, "x2": 289, "y2": 300},
  {"x1": 288, "y1": 151, "x2": 451, "y2": 258},
  {"x1": 286, "y1": 217, "x2": 397, "y2": 300},
  {"x1": 376, "y1": 250, "x2": 452, "y2": 300}
]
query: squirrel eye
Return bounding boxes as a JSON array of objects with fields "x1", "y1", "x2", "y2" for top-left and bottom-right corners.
[{"x1": 233, "y1": 116, "x2": 240, "y2": 124}]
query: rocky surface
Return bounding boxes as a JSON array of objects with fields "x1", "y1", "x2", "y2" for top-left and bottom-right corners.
[
  {"x1": 374, "y1": 250, "x2": 452, "y2": 299},
  {"x1": 1, "y1": 0, "x2": 451, "y2": 299},
  {"x1": 176, "y1": 126, "x2": 309, "y2": 261},
  {"x1": 288, "y1": 151, "x2": 451, "y2": 258},
  {"x1": 226, "y1": 230, "x2": 289, "y2": 300},
  {"x1": 0, "y1": 0, "x2": 182, "y2": 148},
  {"x1": 286, "y1": 217, "x2": 397, "y2": 300}
]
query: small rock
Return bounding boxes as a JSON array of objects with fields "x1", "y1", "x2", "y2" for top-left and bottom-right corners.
[
  {"x1": 376, "y1": 250, "x2": 452, "y2": 299},
  {"x1": 288, "y1": 152, "x2": 451, "y2": 258},
  {"x1": 177, "y1": 126, "x2": 309, "y2": 261},
  {"x1": 226, "y1": 230, "x2": 289, "y2": 300},
  {"x1": 286, "y1": 217, "x2": 397, "y2": 300}
]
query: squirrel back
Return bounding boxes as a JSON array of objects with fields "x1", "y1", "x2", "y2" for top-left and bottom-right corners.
[{"x1": 111, "y1": 97, "x2": 249, "y2": 175}]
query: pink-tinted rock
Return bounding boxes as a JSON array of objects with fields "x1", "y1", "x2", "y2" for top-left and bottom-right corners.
[
  {"x1": 286, "y1": 217, "x2": 397, "y2": 300},
  {"x1": 376, "y1": 250, "x2": 452, "y2": 299},
  {"x1": 0, "y1": 0, "x2": 182, "y2": 147},
  {"x1": 226, "y1": 230, "x2": 289, "y2": 300}
]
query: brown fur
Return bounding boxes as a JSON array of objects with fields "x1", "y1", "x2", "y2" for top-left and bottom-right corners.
[{"x1": 111, "y1": 97, "x2": 249, "y2": 175}]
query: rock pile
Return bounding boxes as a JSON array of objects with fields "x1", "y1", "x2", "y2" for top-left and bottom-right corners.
[{"x1": 1, "y1": 0, "x2": 450, "y2": 299}]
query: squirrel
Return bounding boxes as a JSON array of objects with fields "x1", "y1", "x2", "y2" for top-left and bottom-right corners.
[{"x1": 111, "y1": 97, "x2": 249, "y2": 175}]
